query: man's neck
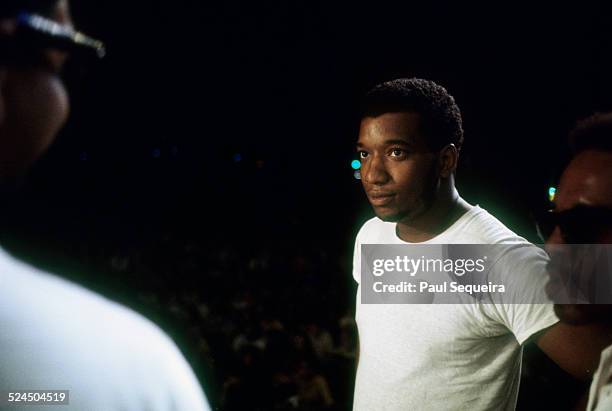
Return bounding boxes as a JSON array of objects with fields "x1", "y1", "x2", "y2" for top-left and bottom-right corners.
[{"x1": 396, "y1": 188, "x2": 471, "y2": 243}]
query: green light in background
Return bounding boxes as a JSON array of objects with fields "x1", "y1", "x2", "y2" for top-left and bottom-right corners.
[
  {"x1": 351, "y1": 160, "x2": 361, "y2": 170},
  {"x1": 548, "y1": 187, "x2": 556, "y2": 202}
]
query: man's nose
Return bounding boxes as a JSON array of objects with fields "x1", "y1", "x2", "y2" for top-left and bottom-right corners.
[
  {"x1": 544, "y1": 226, "x2": 572, "y2": 302},
  {"x1": 544, "y1": 226, "x2": 565, "y2": 262},
  {"x1": 362, "y1": 155, "x2": 389, "y2": 185}
]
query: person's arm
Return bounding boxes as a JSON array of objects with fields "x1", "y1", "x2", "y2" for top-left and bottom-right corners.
[
  {"x1": 315, "y1": 375, "x2": 335, "y2": 407},
  {"x1": 352, "y1": 229, "x2": 362, "y2": 370},
  {"x1": 355, "y1": 331, "x2": 360, "y2": 368},
  {"x1": 535, "y1": 321, "x2": 612, "y2": 380}
]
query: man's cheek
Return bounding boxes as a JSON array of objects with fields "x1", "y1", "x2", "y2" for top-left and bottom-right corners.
[
  {"x1": 0, "y1": 70, "x2": 69, "y2": 176},
  {"x1": 22, "y1": 72, "x2": 69, "y2": 147}
]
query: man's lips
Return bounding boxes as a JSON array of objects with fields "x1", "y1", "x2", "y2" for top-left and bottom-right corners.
[{"x1": 367, "y1": 192, "x2": 395, "y2": 206}]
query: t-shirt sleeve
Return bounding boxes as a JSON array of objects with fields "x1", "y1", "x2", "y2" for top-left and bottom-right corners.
[
  {"x1": 482, "y1": 244, "x2": 559, "y2": 344},
  {"x1": 507, "y1": 303, "x2": 558, "y2": 345}
]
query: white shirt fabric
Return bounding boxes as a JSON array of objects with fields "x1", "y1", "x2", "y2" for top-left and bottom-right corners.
[
  {"x1": 352, "y1": 205, "x2": 559, "y2": 411},
  {"x1": 0, "y1": 247, "x2": 211, "y2": 411},
  {"x1": 587, "y1": 344, "x2": 612, "y2": 411}
]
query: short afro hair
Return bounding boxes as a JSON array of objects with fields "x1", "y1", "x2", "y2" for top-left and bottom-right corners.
[
  {"x1": 361, "y1": 78, "x2": 464, "y2": 152},
  {"x1": 569, "y1": 112, "x2": 612, "y2": 155},
  {"x1": 0, "y1": 0, "x2": 58, "y2": 18}
]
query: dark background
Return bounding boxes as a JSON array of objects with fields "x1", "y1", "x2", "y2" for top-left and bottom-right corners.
[
  {"x1": 3, "y1": 0, "x2": 611, "y2": 409},
  {"x1": 13, "y1": 0, "x2": 612, "y2": 245}
]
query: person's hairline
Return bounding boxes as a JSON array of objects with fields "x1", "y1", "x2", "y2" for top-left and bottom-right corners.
[
  {"x1": 568, "y1": 112, "x2": 612, "y2": 154},
  {"x1": 359, "y1": 110, "x2": 459, "y2": 153},
  {"x1": 359, "y1": 110, "x2": 430, "y2": 141},
  {"x1": 572, "y1": 146, "x2": 612, "y2": 158}
]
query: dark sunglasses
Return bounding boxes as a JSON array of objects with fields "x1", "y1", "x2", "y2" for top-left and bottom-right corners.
[
  {"x1": 0, "y1": 12, "x2": 105, "y2": 64},
  {"x1": 536, "y1": 205, "x2": 612, "y2": 243}
]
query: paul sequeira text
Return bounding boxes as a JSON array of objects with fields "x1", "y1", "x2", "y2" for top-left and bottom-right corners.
[{"x1": 372, "y1": 281, "x2": 506, "y2": 295}]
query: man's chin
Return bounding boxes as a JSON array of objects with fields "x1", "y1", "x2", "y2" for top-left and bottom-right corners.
[
  {"x1": 372, "y1": 207, "x2": 404, "y2": 223},
  {"x1": 553, "y1": 304, "x2": 612, "y2": 325}
]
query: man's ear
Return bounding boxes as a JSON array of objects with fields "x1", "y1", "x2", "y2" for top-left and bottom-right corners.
[{"x1": 437, "y1": 144, "x2": 459, "y2": 178}]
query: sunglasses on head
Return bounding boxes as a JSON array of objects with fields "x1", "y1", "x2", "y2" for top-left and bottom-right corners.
[
  {"x1": 537, "y1": 205, "x2": 612, "y2": 244},
  {"x1": 0, "y1": 12, "x2": 105, "y2": 65}
]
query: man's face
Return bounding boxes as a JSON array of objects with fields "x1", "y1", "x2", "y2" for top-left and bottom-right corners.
[
  {"x1": 546, "y1": 149, "x2": 612, "y2": 324},
  {"x1": 0, "y1": 0, "x2": 71, "y2": 179},
  {"x1": 357, "y1": 112, "x2": 438, "y2": 222}
]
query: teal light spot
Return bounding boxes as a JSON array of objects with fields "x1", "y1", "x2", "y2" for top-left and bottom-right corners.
[
  {"x1": 548, "y1": 187, "x2": 556, "y2": 202},
  {"x1": 351, "y1": 160, "x2": 361, "y2": 170}
]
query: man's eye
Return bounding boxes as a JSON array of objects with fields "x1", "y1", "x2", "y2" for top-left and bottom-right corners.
[
  {"x1": 358, "y1": 151, "x2": 368, "y2": 159},
  {"x1": 390, "y1": 148, "x2": 405, "y2": 157}
]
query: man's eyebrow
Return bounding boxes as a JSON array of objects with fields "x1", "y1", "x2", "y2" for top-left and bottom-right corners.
[
  {"x1": 383, "y1": 139, "x2": 412, "y2": 146},
  {"x1": 356, "y1": 139, "x2": 414, "y2": 149}
]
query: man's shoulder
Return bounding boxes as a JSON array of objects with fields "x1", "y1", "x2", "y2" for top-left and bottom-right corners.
[
  {"x1": 354, "y1": 206, "x2": 531, "y2": 245},
  {"x1": 459, "y1": 206, "x2": 548, "y2": 267},
  {"x1": 0, "y1": 247, "x2": 186, "y2": 360},
  {"x1": 456, "y1": 206, "x2": 530, "y2": 245},
  {"x1": 0, "y1": 248, "x2": 161, "y2": 339},
  {"x1": 355, "y1": 217, "x2": 393, "y2": 243},
  {"x1": 0, "y1": 248, "x2": 209, "y2": 410}
]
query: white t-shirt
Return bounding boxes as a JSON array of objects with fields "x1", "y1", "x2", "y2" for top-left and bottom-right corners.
[
  {"x1": 587, "y1": 345, "x2": 612, "y2": 411},
  {"x1": 352, "y1": 205, "x2": 559, "y2": 411},
  {"x1": 0, "y1": 247, "x2": 211, "y2": 411}
]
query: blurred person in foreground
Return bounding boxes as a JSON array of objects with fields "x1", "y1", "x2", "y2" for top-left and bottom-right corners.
[
  {"x1": 544, "y1": 113, "x2": 612, "y2": 411},
  {"x1": 352, "y1": 78, "x2": 607, "y2": 410},
  {"x1": 0, "y1": 1, "x2": 211, "y2": 410}
]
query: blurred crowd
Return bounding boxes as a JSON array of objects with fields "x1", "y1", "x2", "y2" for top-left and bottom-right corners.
[{"x1": 60, "y1": 231, "x2": 359, "y2": 411}]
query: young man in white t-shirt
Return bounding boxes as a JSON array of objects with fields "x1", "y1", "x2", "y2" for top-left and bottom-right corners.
[{"x1": 352, "y1": 78, "x2": 605, "y2": 410}]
